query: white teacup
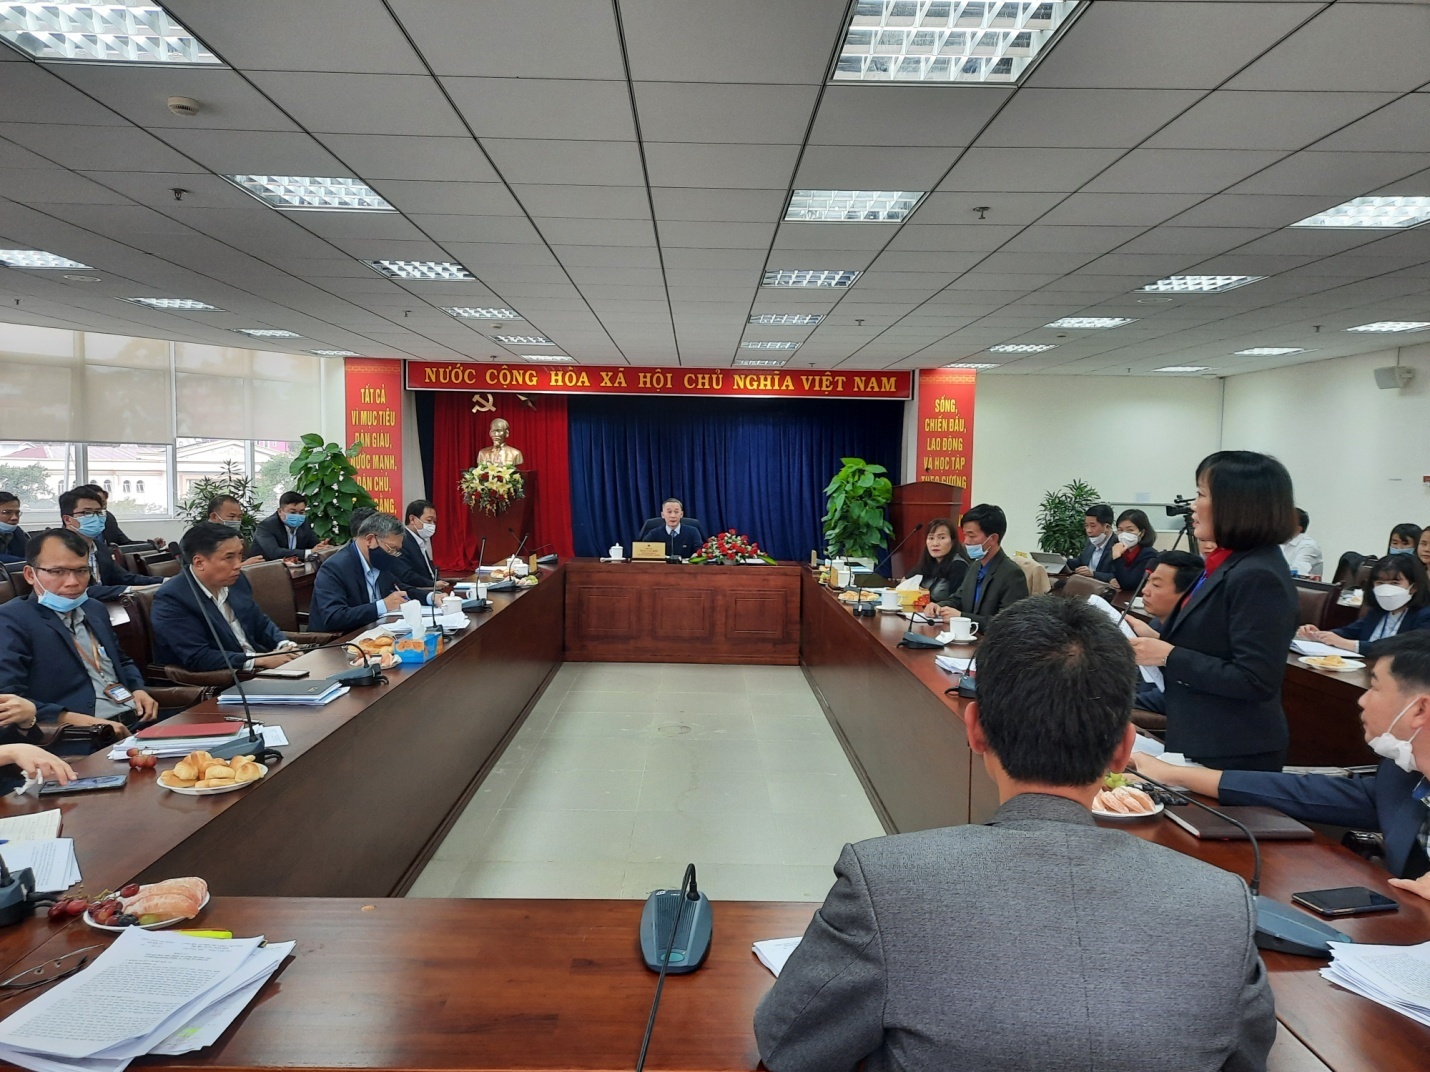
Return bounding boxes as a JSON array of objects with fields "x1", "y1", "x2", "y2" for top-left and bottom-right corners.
[
  {"x1": 947, "y1": 617, "x2": 979, "y2": 642},
  {"x1": 879, "y1": 588, "x2": 899, "y2": 610},
  {"x1": 608, "y1": 544, "x2": 624, "y2": 561},
  {"x1": 475, "y1": 582, "x2": 488, "y2": 601}
]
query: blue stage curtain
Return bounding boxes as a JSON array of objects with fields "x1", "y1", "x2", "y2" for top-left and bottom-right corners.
[{"x1": 567, "y1": 395, "x2": 904, "y2": 560}]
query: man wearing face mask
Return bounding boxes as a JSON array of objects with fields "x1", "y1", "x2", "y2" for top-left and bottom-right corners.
[
  {"x1": 309, "y1": 512, "x2": 435, "y2": 633},
  {"x1": 0, "y1": 492, "x2": 28, "y2": 564},
  {"x1": 0, "y1": 528, "x2": 158, "y2": 737},
  {"x1": 1066, "y1": 504, "x2": 1116, "y2": 578},
  {"x1": 1298, "y1": 555, "x2": 1430, "y2": 654},
  {"x1": 936, "y1": 504, "x2": 1029, "y2": 629},
  {"x1": 58, "y1": 488, "x2": 161, "y2": 602},
  {"x1": 251, "y1": 492, "x2": 332, "y2": 562},
  {"x1": 387, "y1": 499, "x2": 448, "y2": 593},
  {"x1": 1130, "y1": 630, "x2": 1430, "y2": 891},
  {"x1": 206, "y1": 494, "x2": 263, "y2": 566}
]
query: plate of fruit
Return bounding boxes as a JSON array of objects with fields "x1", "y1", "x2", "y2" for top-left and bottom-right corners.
[
  {"x1": 1091, "y1": 772, "x2": 1163, "y2": 819},
  {"x1": 82, "y1": 877, "x2": 210, "y2": 931}
]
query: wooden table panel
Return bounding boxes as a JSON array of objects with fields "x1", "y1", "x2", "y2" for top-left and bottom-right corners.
[{"x1": 1282, "y1": 657, "x2": 1374, "y2": 767}]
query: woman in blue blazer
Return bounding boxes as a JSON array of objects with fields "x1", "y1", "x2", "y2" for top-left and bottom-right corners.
[
  {"x1": 1299, "y1": 554, "x2": 1430, "y2": 654},
  {"x1": 1128, "y1": 451, "x2": 1299, "y2": 771},
  {"x1": 1097, "y1": 508, "x2": 1160, "y2": 591}
]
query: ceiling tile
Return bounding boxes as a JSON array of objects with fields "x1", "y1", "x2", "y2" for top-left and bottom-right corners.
[
  {"x1": 1167, "y1": 193, "x2": 1351, "y2": 228},
  {"x1": 793, "y1": 145, "x2": 959, "y2": 189},
  {"x1": 634, "y1": 83, "x2": 818, "y2": 145},
  {"x1": 914, "y1": 191, "x2": 1065, "y2": 226},
  {"x1": 367, "y1": 179, "x2": 523, "y2": 216},
  {"x1": 316, "y1": 134, "x2": 498, "y2": 182},
  {"x1": 167, "y1": 0, "x2": 424, "y2": 71},
  {"x1": 0, "y1": 62, "x2": 130, "y2": 126},
  {"x1": 980, "y1": 89, "x2": 1202, "y2": 149},
  {"x1": 389, "y1": 0, "x2": 626, "y2": 78},
  {"x1": 155, "y1": 129, "x2": 348, "y2": 175},
  {"x1": 644, "y1": 143, "x2": 799, "y2": 189},
  {"x1": 936, "y1": 147, "x2": 1124, "y2": 193},
  {"x1": 1083, "y1": 149, "x2": 1287, "y2": 195},
  {"x1": 534, "y1": 217, "x2": 657, "y2": 246},
  {"x1": 513, "y1": 184, "x2": 651, "y2": 220},
  {"x1": 1145, "y1": 91, "x2": 1395, "y2": 150},
  {"x1": 247, "y1": 72, "x2": 468, "y2": 136},
  {"x1": 483, "y1": 139, "x2": 645, "y2": 186},
  {"x1": 808, "y1": 85, "x2": 1011, "y2": 148},
  {"x1": 1227, "y1": 151, "x2": 1430, "y2": 196},
  {"x1": 650, "y1": 187, "x2": 788, "y2": 222},
  {"x1": 1310, "y1": 95, "x2": 1430, "y2": 153},
  {"x1": 1225, "y1": 4, "x2": 1430, "y2": 92},
  {"x1": 443, "y1": 78, "x2": 636, "y2": 140},
  {"x1": 411, "y1": 216, "x2": 545, "y2": 245},
  {"x1": 1038, "y1": 192, "x2": 1205, "y2": 227},
  {"x1": 0, "y1": 123, "x2": 206, "y2": 174},
  {"x1": 53, "y1": 66, "x2": 301, "y2": 132}
]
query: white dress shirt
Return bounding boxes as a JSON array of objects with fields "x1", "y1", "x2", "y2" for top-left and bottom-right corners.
[{"x1": 1280, "y1": 532, "x2": 1324, "y2": 578}]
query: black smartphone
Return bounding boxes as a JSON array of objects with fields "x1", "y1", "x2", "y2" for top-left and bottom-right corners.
[
  {"x1": 39, "y1": 775, "x2": 129, "y2": 795},
  {"x1": 1291, "y1": 886, "x2": 1399, "y2": 918}
]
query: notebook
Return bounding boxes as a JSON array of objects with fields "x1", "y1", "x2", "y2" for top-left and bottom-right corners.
[
  {"x1": 136, "y1": 721, "x2": 244, "y2": 740},
  {"x1": 1164, "y1": 805, "x2": 1313, "y2": 841}
]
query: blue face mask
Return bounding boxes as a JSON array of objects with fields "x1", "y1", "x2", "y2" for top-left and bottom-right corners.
[
  {"x1": 1388, "y1": 546, "x2": 1413, "y2": 555},
  {"x1": 76, "y1": 515, "x2": 106, "y2": 539},
  {"x1": 33, "y1": 575, "x2": 88, "y2": 614},
  {"x1": 283, "y1": 512, "x2": 306, "y2": 529},
  {"x1": 0, "y1": 520, "x2": 16, "y2": 535},
  {"x1": 965, "y1": 541, "x2": 986, "y2": 561}
]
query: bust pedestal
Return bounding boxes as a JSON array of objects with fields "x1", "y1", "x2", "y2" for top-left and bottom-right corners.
[{"x1": 466, "y1": 471, "x2": 534, "y2": 564}]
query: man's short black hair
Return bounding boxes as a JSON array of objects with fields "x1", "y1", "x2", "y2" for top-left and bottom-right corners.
[
  {"x1": 75, "y1": 483, "x2": 106, "y2": 501},
  {"x1": 0, "y1": 491, "x2": 17, "y2": 508},
  {"x1": 1155, "y1": 550, "x2": 1205, "y2": 594},
  {"x1": 278, "y1": 491, "x2": 307, "y2": 509},
  {"x1": 1363, "y1": 630, "x2": 1430, "y2": 693},
  {"x1": 973, "y1": 595, "x2": 1134, "y2": 786},
  {"x1": 58, "y1": 488, "x2": 101, "y2": 517},
  {"x1": 207, "y1": 494, "x2": 241, "y2": 517},
  {"x1": 180, "y1": 521, "x2": 244, "y2": 563},
  {"x1": 961, "y1": 503, "x2": 1007, "y2": 540},
  {"x1": 1195, "y1": 451, "x2": 1296, "y2": 551},
  {"x1": 349, "y1": 505, "x2": 377, "y2": 536},
  {"x1": 405, "y1": 499, "x2": 434, "y2": 523},
  {"x1": 1295, "y1": 507, "x2": 1309, "y2": 532},
  {"x1": 26, "y1": 527, "x2": 89, "y2": 566},
  {"x1": 1085, "y1": 504, "x2": 1114, "y2": 526}
]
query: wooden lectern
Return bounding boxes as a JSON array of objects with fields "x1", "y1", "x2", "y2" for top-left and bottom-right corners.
[
  {"x1": 467, "y1": 472, "x2": 535, "y2": 564},
  {"x1": 889, "y1": 480, "x2": 963, "y2": 578}
]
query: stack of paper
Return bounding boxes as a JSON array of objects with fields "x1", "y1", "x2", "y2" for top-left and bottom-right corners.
[
  {"x1": 107, "y1": 726, "x2": 288, "y2": 761},
  {"x1": 216, "y1": 681, "x2": 347, "y2": 706},
  {"x1": 935, "y1": 654, "x2": 973, "y2": 673},
  {"x1": 1087, "y1": 595, "x2": 1164, "y2": 690},
  {"x1": 1291, "y1": 638, "x2": 1349, "y2": 657},
  {"x1": 0, "y1": 929, "x2": 294, "y2": 1072},
  {"x1": 0, "y1": 810, "x2": 62, "y2": 842},
  {"x1": 0, "y1": 839, "x2": 80, "y2": 891},
  {"x1": 1321, "y1": 940, "x2": 1430, "y2": 1027},
  {"x1": 753, "y1": 937, "x2": 802, "y2": 977}
]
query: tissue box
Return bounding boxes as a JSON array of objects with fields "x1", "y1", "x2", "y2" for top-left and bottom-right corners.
[{"x1": 395, "y1": 630, "x2": 440, "y2": 664}]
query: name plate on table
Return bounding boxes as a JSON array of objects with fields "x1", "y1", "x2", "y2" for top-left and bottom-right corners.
[{"x1": 632, "y1": 541, "x2": 667, "y2": 560}]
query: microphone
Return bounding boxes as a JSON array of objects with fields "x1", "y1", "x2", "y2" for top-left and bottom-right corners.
[
  {"x1": 292, "y1": 638, "x2": 387, "y2": 687},
  {"x1": 1131, "y1": 771, "x2": 1351, "y2": 957},
  {"x1": 636, "y1": 864, "x2": 711, "y2": 1071},
  {"x1": 179, "y1": 564, "x2": 282, "y2": 765},
  {"x1": 871, "y1": 522, "x2": 925, "y2": 583},
  {"x1": 507, "y1": 531, "x2": 530, "y2": 565}
]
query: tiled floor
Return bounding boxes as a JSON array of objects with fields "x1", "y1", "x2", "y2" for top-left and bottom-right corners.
[{"x1": 407, "y1": 662, "x2": 886, "y2": 901}]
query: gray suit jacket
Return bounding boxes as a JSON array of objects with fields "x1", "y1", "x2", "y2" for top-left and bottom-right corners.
[{"x1": 755, "y1": 794, "x2": 1274, "y2": 1072}]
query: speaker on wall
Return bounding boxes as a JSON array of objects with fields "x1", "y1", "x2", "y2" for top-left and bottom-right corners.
[{"x1": 1373, "y1": 366, "x2": 1414, "y2": 390}]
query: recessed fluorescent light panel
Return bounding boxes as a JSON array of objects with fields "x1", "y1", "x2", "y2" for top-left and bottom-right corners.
[
  {"x1": 362, "y1": 260, "x2": 474, "y2": 281},
  {"x1": 1139, "y1": 275, "x2": 1263, "y2": 294},
  {"x1": 1154, "y1": 366, "x2": 1212, "y2": 373},
  {"x1": 235, "y1": 329, "x2": 301, "y2": 339},
  {"x1": 833, "y1": 0, "x2": 1082, "y2": 84},
  {"x1": 0, "y1": 2, "x2": 221, "y2": 64},
  {"x1": 734, "y1": 357, "x2": 790, "y2": 367},
  {"x1": 225, "y1": 176, "x2": 393, "y2": 212},
  {"x1": 1234, "y1": 347, "x2": 1309, "y2": 357},
  {"x1": 119, "y1": 297, "x2": 217, "y2": 310},
  {"x1": 1292, "y1": 196, "x2": 1430, "y2": 230},
  {"x1": 444, "y1": 307, "x2": 522, "y2": 320},
  {"x1": 309, "y1": 350, "x2": 358, "y2": 357},
  {"x1": 742, "y1": 341, "x2": 801, "y2": 350},
  {"x1": 762, "y1": 270, "x2": 861, "y2": 288},
  {"x1": 1045, "y1": 317, "x2": 1137, "y2": 329},
  {"x1": 785, "y1": 190, "x2": 926, "y2": 222},
  {"x1": 945, "y1": 362, "x2": 999, "y2": 370},
  {"x1": 988, "y1": 344, "x2": 1055, "y2": 353},
  {"x1": 749, "y1": 313, "x2": 824, "y2": 326},
  {"x1": 521, "y1": 355, "x2": 573, "y2": 363},
  {"x1": 1345, "y1": 322, "x2": 1430, "y2": 333},
  {"x1": 0, "y1": 249, "x2": 92, "y2": 269},
  {"x1": 493, "y1": 335, "x2": 551, "y2": 345}
]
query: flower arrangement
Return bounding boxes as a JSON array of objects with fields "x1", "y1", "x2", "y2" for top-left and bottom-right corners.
[
  {"x1": 690, "y1": 529, "x2": 775, "y2": 565},
  {"x1": 459, "y1": 462, "x2": 525, "y2": 516}
]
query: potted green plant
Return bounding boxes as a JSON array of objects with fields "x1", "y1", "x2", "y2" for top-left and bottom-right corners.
[
  {"x1": 822, "y1": 457, "x2": 894, "y2": 562},
  {"x1": 1036, "y1": 479, "x2": 1103, "y2": 557},
  {"x1": 287, "y1": 434, "x2": 375, "y2": 545},
  {"x1": 175, "y1": 459, "x2": 263, "y2": 541}
]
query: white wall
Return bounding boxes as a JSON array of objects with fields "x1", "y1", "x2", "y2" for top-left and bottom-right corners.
[
  {"x1": 1222, "y1": 341, "x2": 1430, "y2": 570},
  {"x1": 970, "y1": 376, "x2": 1224, "y2": 553}
]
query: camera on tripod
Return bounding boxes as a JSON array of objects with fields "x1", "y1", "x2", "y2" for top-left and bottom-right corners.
[{"x1": 1165, "y1": 495, "x2": 1193, "y2": 518}]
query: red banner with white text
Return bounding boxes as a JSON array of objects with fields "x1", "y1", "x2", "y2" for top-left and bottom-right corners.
[
  {"x1": 344, "y1": 358, "x2": 403, "y2": 515},
  {"x1": 915, "y1": 368, "x2": 977, "y2": 510}
]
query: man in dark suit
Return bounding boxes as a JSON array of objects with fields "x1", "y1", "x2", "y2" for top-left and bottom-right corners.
[
  {"x1": 0, "y1": 492, "x2": 28, "y2": 563},
  {"x1": 756, "y1": 596, "x2": 1274, "y2": 1071},
  {"x1": 386, "y1": 498, "x2": 448, "y2": 593},
  {"x1": 1134, "y1": 630, "x2": 1430, "y2": 898},
  {"x1": 150, "y1": 522, "x2": 301, "y2": 674},
  {"x1": 1127, "y1": 549, "x2": 1205, "y2": 714},
  {"x1": 937, "y1": 503, "x2": 1028, "y2": 629},
  {"x1": 309, "y1": 512, "x2": 434, "y2": 634},
  {"x1": 59, "y1": 488, "x2": 161, "y2": 602},
  {"x1": 0, "y1": 528, "x2": 157, "y2": 736},
  {"x1": 206, "y1": 494, "x2": 263, "y2": 565},
  {"x1": 637, "y1": 498, "x2": 704, "y2": 559},
  {"x1": 252, "y1": 491, "x2": 332, "y2": 562},
  {"x1": 1066, "y1": 502, "x2": 1116, "y2": 578}
]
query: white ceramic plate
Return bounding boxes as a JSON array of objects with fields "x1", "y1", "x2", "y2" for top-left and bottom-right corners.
[
  {"x1": 1298, "y1": 656, "x2": 1365, "y2": 673},
  {"x1": 158, "y1": 765, "x2": 266, "y2": 796},
  {"x1": 85, "y1": 892, "x2": 210, "y2": 932},
  {"x1": 1091, "y1": 801, "x2": 1164, "y2": 820}
]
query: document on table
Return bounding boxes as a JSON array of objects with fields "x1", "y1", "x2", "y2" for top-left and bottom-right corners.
[
  {"x1": 1321, "y1": 940, "x2": 1430, "y2": 1028},
  {"x1": 1087, "y1": 595, "x2": 1164, "y2": 690},
  {"x1": 0, "y1": 840, "x2": 80, "y2": 891},
  {"x1": 0, "y1": 810, "x2": 62, "y2": 842},
  {"x1": 1291, "y1": 638, "x2": 1347, "y2": 657},
  {"x1": 753, "y1": 937, "x2": 802, "y2": 978},
  {"x1": 935, "y1": 654, "x2": 972, "y2": 673},
  {"x1": 107, "y1": 725, "x2": 288, "y2": 761}
]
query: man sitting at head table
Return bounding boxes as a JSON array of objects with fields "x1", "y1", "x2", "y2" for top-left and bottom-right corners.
[
  {"x1": 251, "y1": 491, "x2": 332, "y2": 562},
  {"x1": 0, "y1": 491, "x2": 28, "y2": 563},
  {"x1": 59, "y1": 487, "x2": 161, "y2": 603},
  {"x1": 309, "y1": 512, "x2": 435, "y2": 634},
  {"x1": 1066, "y1": 502, "x2": 1115, "y2": 578},
  {"x1": 151, "y1": 522, "x2": 301, "y2": 675},
  {"x1": 1132, "y1": 630, "x2": 1430, "y2": 902},
  {"x1": 206, "y1": 494, "x2": 263, "y2": 566},
  {"x1": 755, "y1": 596, "x2": 1274, "y2": 1072},
  {"x1": 637, "y1": 498, "x2": 705, "y2": 560},
  {"x1": 0, "y1": 528, "x2": 158, "y2": 738},
  {"x1": 934, "y1": 503, "x2": 1028, "y2": 629},
  {"x1": 1125, "y1": 549, "x2": 1205, "y2": 715}
]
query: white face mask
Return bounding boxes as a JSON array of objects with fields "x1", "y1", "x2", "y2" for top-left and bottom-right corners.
[
  {"x1": 418, "y1": 522, "x2": 436, "y2": 540},
  {"x1": 1368, "y1": 698, "x2": 1424, "y2": 774},
  {"x1": 1089, "y1": 531, "x2": 1110, "y2": 547},
  {"x1": 1117, "y1": 531, "x2": 1139, "y2": 548},
  {"x1": 1373, "y1": 584, "x2": 1412, "y2": 612}
]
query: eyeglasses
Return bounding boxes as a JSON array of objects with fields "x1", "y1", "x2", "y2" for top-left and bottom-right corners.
[
  {"x1": 32, "y1": 566, "x2": 93, "y2": 581},
  {"x1": 69, "y1": 509, "x2": 104, "y2": 518},
  {"x1": 0, "y1": 946, "x2": 101, "y2": 997}
]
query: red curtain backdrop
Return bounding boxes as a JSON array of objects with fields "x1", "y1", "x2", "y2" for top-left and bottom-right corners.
[{"x1": 429, "y1": 391, "x2": 573, "y2": 570}]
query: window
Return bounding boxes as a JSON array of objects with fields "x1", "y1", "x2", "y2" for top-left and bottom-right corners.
[
  {"x1": 122, "y1": 480, "x2": 131, "y2": 493},
  {"x1": 0, "y1": 441, "x2": 78, "y2": 518},
  {"x1": 135, "y1": 480, "x2": 144, "y2": 493},
  {"x1": 176, "y1": 438, "x2": 297, "y2": 516},
  {"x1": 102, "y1": 479, "x2": 112, "y2": 493},
  {"x1": 87, "y1": 443, "x2": 171, "y2": 518}
]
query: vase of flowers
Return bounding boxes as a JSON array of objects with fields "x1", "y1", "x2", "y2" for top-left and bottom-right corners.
[
  {"x1": 689, "y1": 530, "x2": 775, "y2": 565},
  {"x1": 459, "y1": 462, "x2": 525, "y2": 516}
]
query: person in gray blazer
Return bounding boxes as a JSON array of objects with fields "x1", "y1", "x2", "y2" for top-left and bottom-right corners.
[{"x1": 755, "y1": 596, "x2": 1274, "y2": 1072}]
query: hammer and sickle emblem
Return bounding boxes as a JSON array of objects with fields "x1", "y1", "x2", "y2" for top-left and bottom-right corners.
[{"x1": 470, "y1": 392, "x2": 496, "y2": 414}]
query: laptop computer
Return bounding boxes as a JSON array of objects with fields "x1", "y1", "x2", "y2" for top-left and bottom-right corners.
[
  {"x1": 1030, "y1": 552, "x2": 1068, "y2": 575},
  {"x1": 1164, "y1": 805, "x2": 1314, "y2": 841}
]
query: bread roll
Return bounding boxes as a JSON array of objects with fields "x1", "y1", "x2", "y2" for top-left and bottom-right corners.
[
  {"x1": 202, "y1": 764, "x2": 236, "y2": 781},
  {"x1": 172, "y1": 760, "x2": 198, "y2": 781},
  {"x1": 233, "y1": 762, "x2": 262, "y2": 783},
  {"x1": 159, "y1": 772, "x2": 196, "y2": 788}
]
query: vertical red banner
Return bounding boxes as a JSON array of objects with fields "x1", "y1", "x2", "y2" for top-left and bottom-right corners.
[
  {"x1": 915, "y1": 369, "x2": 977, "y2": 509},
  {"x1": 344, "y1": 358, "x2": 403, "y2": 515}
]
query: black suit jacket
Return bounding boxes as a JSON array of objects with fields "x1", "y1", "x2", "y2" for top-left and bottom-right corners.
[
  {"x1": 309, "y1": 542, "x2": 414, "y2": 634},
  {"x1": 252, "y1": 513, "x2": 321, "y2": 561},
  {"x1": 86, "y1": 537, "x2": 161, "y2": 603},
  {"x1": 0, "y1": 526, "x2": 27, "y2": 564},
  {"x1": 637, "y1": 521, "x2": 705, "y2": 559},
  {"x1": 387, "y1": 528, "x2": 440, "y2": 590},
  {"x1": 949, "y1": 549, "x2": 1029, "y2": 628},
  {"x1": 101, "y1": 511, "x2": 136, "y2": 548},
  {"x1": 1160, "y1": 543, "x2": 1297, "y2": 763},
  {"x1": 1105, "y1": 545, "x2": 1159, "y2": 591},
  {"x1": 150, "y1": 572, "x2": 288, "y2": 672},
  {"x1": 1065, "y1": 537, "x2": 1114, "y2": 576}
]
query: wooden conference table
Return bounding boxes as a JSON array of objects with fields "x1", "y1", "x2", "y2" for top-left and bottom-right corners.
[{"x1": 0, "y1": 561, "x2": 1421, "y2": 1071}]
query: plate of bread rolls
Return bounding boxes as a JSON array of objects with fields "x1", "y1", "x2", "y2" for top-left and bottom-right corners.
[{"x1": 157, "y1": 750, "x2": 266, "y2": 795}]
